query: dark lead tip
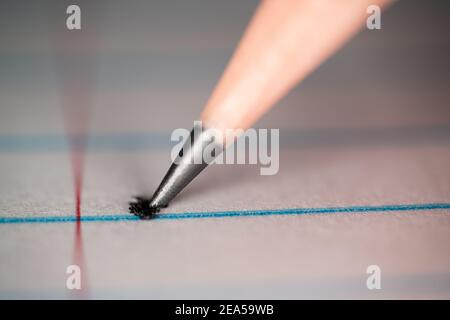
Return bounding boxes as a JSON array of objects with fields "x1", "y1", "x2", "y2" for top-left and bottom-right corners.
[
  {"x1": 129, "y1": 124, "x2": 224, "y2": 220},
  {"x1": 129, "y1": 196, "x2": 161, "y2": 219},
  {"x1": 146, "y1": 124, "x2": 224, "y2": 210}
]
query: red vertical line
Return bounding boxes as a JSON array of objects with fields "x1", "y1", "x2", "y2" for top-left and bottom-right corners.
[
  {"x1": 61, "y1": 50, "x2": 93, "y2": 300},
  {"x1": 46, "y1": 1, "x2": 100, "y2": 299},
  {"x1": 71, "y1": 147, "x2": 89, "y2": 298}
]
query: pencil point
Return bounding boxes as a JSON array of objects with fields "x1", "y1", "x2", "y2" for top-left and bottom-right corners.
[{"x1": 129, "y1": 196, "x2": 161, "y2": 219}]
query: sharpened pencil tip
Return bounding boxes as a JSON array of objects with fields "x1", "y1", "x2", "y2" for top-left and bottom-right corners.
[{"x1": 129, "y1": 196, "x2": 162, "y2": 219}]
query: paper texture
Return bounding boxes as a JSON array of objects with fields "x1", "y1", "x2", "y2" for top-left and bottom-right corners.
[{"x1": 1, "y1": 0, "x2": 449, "y2": 298}]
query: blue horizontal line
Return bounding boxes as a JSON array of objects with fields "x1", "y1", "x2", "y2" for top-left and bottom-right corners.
[{"x1": 1, "y1": 203, "x2": 449, "y2": 224}]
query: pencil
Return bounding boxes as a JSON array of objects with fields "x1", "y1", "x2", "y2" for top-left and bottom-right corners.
[{"x1": 130, "y1": 0, "x2": 392, "y2": 218}]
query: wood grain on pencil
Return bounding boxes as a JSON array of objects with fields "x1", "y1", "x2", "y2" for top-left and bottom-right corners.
[{"x1": 201, "y1": 0, "x2": 392, "y2": 136}]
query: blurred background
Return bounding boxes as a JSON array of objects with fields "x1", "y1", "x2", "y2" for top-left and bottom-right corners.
[
  {"x1": 0, "y1": 0, "x2": 450, "y2": 299},
  {"x1": 0, "y1": 0, "x2": 449, "y2": 138}
]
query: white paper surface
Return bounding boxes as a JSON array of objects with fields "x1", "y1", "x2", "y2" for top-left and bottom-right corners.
[{"x1": 1, "y1": 0, "x2": 449, "y2": 299}]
